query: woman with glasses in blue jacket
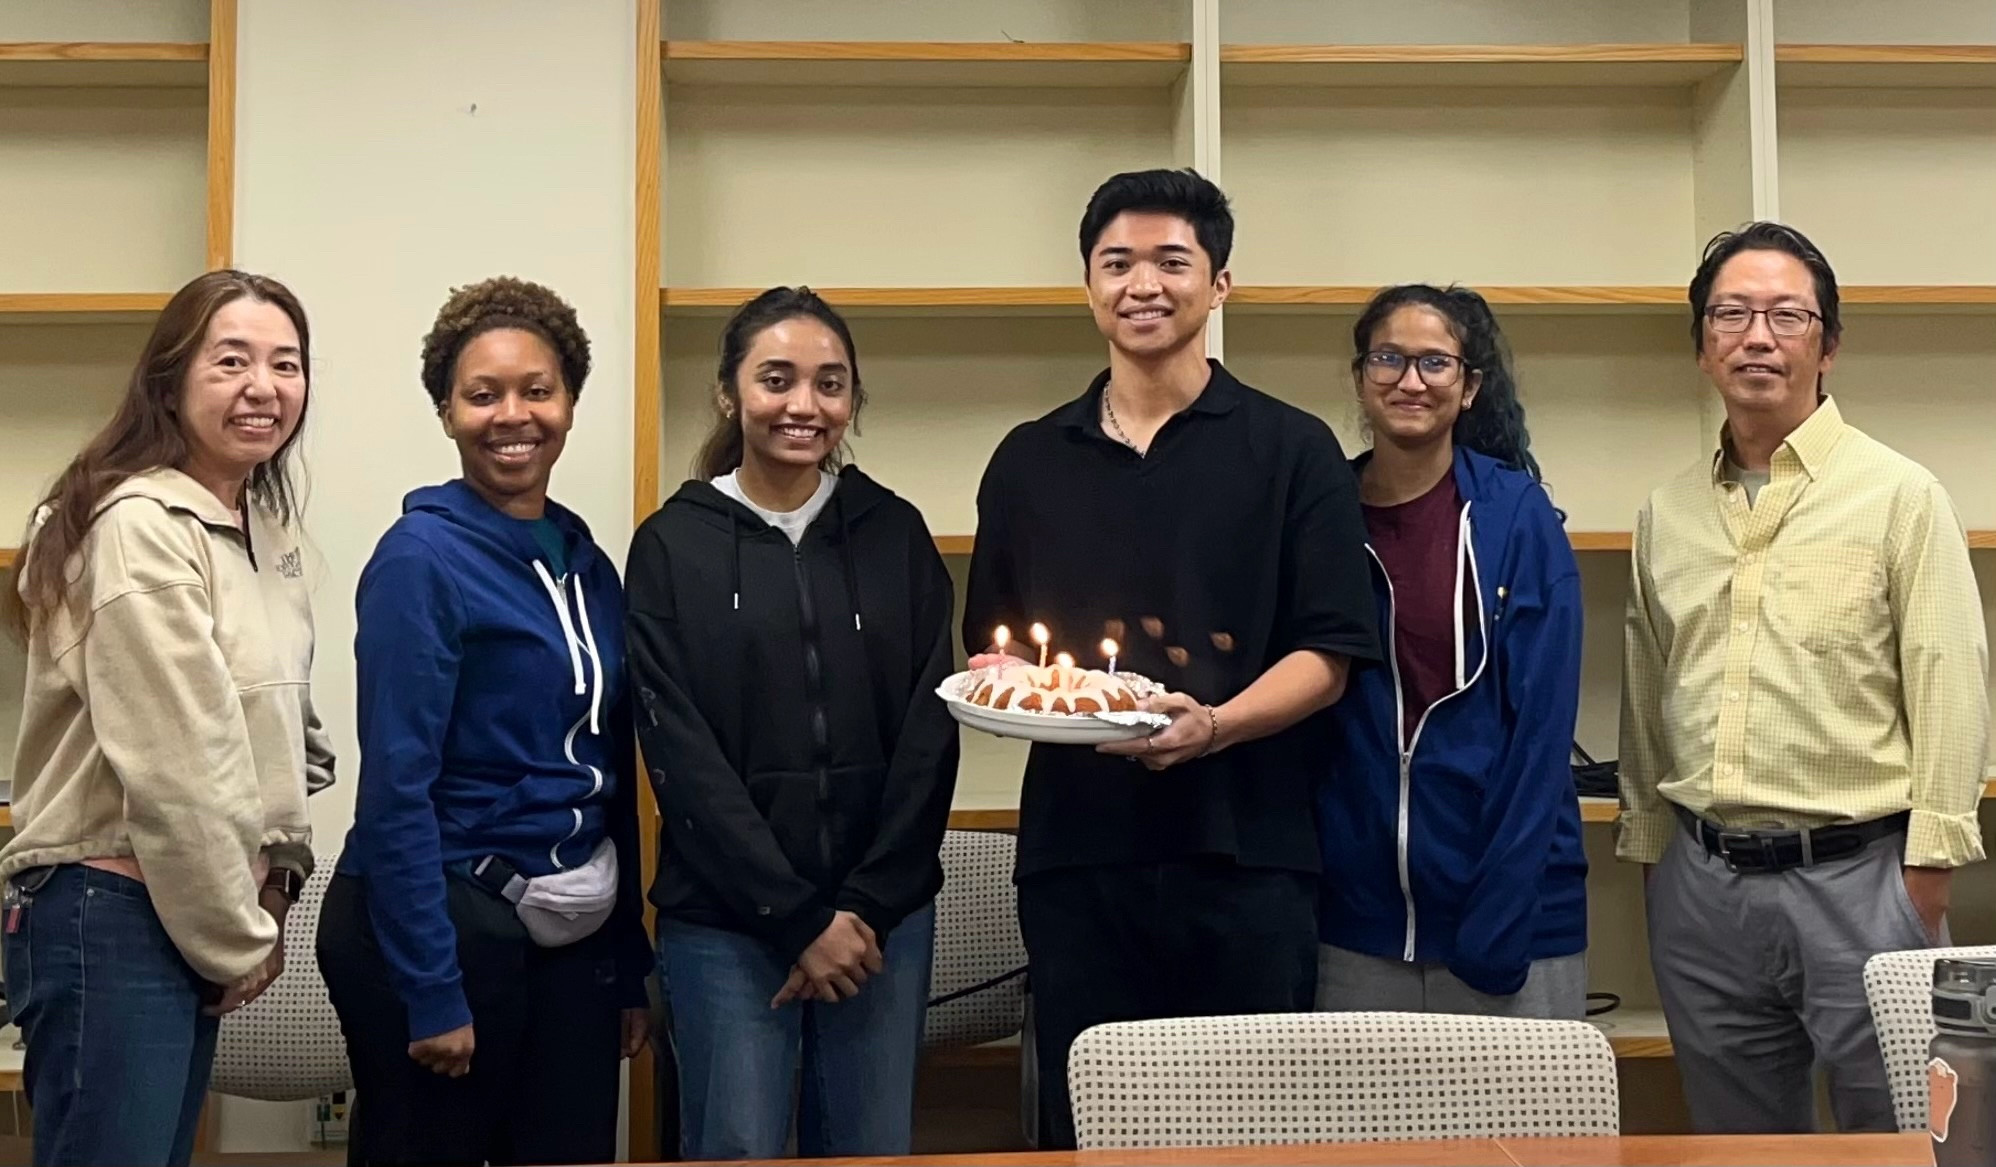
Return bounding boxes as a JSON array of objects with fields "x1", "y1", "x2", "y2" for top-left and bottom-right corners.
[{"x1": 1316, "y1": 284, "x2": 1588, "y2": 1019}]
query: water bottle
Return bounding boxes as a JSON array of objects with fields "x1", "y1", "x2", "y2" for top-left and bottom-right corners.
[{"x1": 1930, "y1": 958, "x2": 1996, "y2": 1165}]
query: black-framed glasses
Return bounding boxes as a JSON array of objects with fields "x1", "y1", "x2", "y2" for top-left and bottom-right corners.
[
  {"x1": 1704, "y1": 304, "x2": 1822, "y2": 337},
  {"x1": 1359, "y1": 350, "x2": 1468, "y2": 389}
]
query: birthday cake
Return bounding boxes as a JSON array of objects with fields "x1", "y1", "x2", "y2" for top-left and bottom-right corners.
[{"x1": 966, "y1": 659, "x2": 1140, "y2": 716}]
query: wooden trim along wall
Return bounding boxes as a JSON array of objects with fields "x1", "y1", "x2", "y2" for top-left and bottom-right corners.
[
  {"x1": 629, "y1": 0, "x2": 663, "y2": 1158},
  {"x1": 205, "y1": 0, "x2": 236, "y2": 270}
]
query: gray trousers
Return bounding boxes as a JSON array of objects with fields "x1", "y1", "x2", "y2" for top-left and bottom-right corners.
[
  {"x1": 1647, "y1": 821, "x2": 1941, "y2": 1134},
  {"x1": 1315, "y1": 944, "x2": 1589, "y2": 1020}
]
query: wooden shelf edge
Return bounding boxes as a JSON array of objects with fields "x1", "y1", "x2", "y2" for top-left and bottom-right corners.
[
  {"x1": 663, "y1": 40, "x2": 1191, "y2": 64},
  {"x1": 1970, "y1": 531, "x2": 1996, "y2": 550},
  {"x1": 0, "y1": 806, "x2": 10, "y2": 829},
  {"x1": 1606, "y1": 1033, "x2": 1675, "y2": 1059},
  {"x1": 1842, "y1": 286, "x2": 1996, "y2": 305},
  {"x1": 1233, "y1": 285, "x2": 1685, "y2": 308},
  {"x1": 1221, "y1": 43, "x2": 1742, "y2": 66},
  {"x1": 0, "y1": 41, "x2": 208, "y2": 63},
  {"x1": 665, "y1": 285, "x2": 1996, "y2": 312},
  {"x1": 1776, "y1": 43, "x2": 1996, "y2": 65},
  {"x1": 0, "y1": 548, "x2": 15, "y2": 569},
  {"x1": 664, "y1": 286, "x2": 1087, "y2": 311},
  {"x1": 967, "y1": 780, "x2": 1996, "y2": 833},
  {"x1": 919, "y1": 1028, "x2": 1668, "y2": 1062},
  {"x1": 0, "y1": 292, "x2": 172, "y2": 315}
]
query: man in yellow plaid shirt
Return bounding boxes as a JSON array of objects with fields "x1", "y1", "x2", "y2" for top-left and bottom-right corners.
[{"x1": 1618, "y1": 221, "x2": 1988, "y2": 1134}]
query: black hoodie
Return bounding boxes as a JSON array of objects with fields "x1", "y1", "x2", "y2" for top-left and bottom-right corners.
[{"x1": 624, "y1": 466, "x2": 960, "y2": 962}]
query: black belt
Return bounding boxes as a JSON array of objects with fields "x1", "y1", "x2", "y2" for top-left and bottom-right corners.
[{"x1": 1675, "y1": 805, "x2": 1908, "y2": 874}]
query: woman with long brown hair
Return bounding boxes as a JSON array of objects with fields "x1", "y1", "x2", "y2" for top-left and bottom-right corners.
[
  {"x1": 625, "y1": 286, "x2": 958, "y2": 1159},
  {"x1": 0, "y1": 270, "x2": 334, "y2": 1167}
]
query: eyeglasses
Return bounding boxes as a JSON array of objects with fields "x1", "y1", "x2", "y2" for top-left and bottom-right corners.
[
  {"x1": 1704, "y1": 304, "x2": 1822, "y2": 337},
  {"x1": 1359, "y1": 350, "x2": 1468, "y2": 389}
]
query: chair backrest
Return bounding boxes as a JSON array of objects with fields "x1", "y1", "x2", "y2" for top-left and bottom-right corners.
[
  {"x1": 1864, "y1": 944, "x2": 1996, "y2": 1132},
  {"x1": 923, "y1": 829, "x2": 1026, "y2": 1051},
  {"x1": 211, "y1": 852, "x2": 352, "y2": 1102},
  {"x1": 1068, "y1": 1010, "x2": 1620, "y2": 1149}
]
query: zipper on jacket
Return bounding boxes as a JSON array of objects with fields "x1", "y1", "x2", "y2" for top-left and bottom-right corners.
[
  {"x1": 792, "y1": 544, "x2": 835, "y2": 875},
  {"x1": 1365, "y1": 500, "x2": 1491, "y2": 963}
]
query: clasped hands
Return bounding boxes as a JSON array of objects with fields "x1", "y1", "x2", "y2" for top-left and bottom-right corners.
[{"x1": 770, "y1": 910, "x2": 884, "y2": 1009}]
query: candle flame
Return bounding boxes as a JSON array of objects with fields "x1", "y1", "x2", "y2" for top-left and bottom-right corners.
[
  {"x1": 1055, "y1": 652, "x2": 1074, "y2": 670},
  {"x1": 1101, "y1": 638, "x2": 1118, "y2": 658},
  {"x1": 1030, "y1": 623, "x2": 1049, "y2": 646},
  {"x1": 993, "y1": 625, "x2": 1010, "y2": 649}
]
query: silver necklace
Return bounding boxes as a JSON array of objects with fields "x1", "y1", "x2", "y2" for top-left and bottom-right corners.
[{"x1": 1102, "y1": 385, "x2": 1142, "y2": 455}]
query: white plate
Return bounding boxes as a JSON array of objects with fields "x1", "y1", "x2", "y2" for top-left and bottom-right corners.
[{"x1": 936, "y1": 669, "x2": 1170, "y2": 745}]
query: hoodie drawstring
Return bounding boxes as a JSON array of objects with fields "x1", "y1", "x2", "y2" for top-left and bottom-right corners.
[
  {"x1": 729, "y1": 509, "x2": 742, "y2": 611},
  {"x1": 572, "y1": 579, "x2": 605, "y2": 736},
  {"x1": 834, "y1": 490, "x2": 864, "y2": 634},
  {"x1": 534, "y1": 561, "x2": 587, "y2": 697}
]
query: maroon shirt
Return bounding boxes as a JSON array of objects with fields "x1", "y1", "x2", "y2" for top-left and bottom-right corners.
[{"x1": 1362, "y1": 471, "x2": 1464, "y2": 743}]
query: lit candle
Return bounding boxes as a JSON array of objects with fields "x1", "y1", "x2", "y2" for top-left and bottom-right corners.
[
  {"x1": 1102, "y1": 638, "x2": 1119, "y2": 675},
  {"x1": 1031, "y1": 622, "x2": 1050, "y2": 668},
  {"x1": 1055, "y1": 652, "x2": 1074, "y2": 671},
  {"x1": 993, "y1": 625, "x2": 1010, "y2": 657}
]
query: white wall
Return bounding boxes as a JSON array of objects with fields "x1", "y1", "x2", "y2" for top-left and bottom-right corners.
[{"x1": 230, "y1": 0, "x2": 636, "y2": 1151}]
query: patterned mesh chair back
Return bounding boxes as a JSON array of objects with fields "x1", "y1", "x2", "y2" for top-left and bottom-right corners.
[{"x1": 1069, "y1": 1010, "x2": 1620, "y2": 1148}]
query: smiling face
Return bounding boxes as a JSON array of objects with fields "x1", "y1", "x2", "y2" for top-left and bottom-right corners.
[
  {"x1": 734, "y1": 316, "x2": 854, "y2": 474},
  {"x1": 1697, "y1": 248, "x2": 1836, "y2": 424},
  {"x1": 1356, "y1": 304, "x2": 1481, "y2": 453},
  {"x1": 441, "y1": 327, "x2": 573, "y2": 516},
  {"x1": 176, "y1": 296, "x2": 307, "y2": 504},
  {"x1": 1084, "y1": 210, "x2": 1230, "y2": 360}
]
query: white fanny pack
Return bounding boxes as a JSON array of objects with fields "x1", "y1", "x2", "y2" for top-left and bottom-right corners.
[{"x1": 471, "y1": 838, "x2": 618, "y2": 948}]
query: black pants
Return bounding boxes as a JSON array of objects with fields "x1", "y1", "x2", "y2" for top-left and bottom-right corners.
[
  {"x1": 316, "y1": 873, "x2": 622, "y2": 1167},
  {"x1": 1016, "y1": 860, "x2": 1318, "y2": 1150}
]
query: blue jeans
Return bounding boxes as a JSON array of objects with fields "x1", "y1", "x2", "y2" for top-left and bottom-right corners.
[
  {"x1": 3, "y1": 866, "x2": 220, "y2": 1167},
  {"x1": 659, "y1": 902, "x2": 935, "y2": 1160}
]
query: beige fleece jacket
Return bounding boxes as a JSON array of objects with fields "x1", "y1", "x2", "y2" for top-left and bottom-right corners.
[{"x1": 2, "y1": 469, "x2": 335, "y2": 983}]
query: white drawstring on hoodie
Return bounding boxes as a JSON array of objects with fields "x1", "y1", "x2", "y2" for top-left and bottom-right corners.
[
  {"x1": 534, "y1": 560, "x2": 605, "y2": 870},
  {"x1": 533, "y1": 561, "x2": 603, "y2": 736}
]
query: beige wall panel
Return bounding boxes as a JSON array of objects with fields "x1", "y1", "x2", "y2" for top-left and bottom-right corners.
[
  {"x1": 1220, "y1": 0, "x2": 1696, "y2": 46},
  {"x1": 663, "y1": 0, "x2": 1187, "y2": 43},
  {"x1": 0, "y1": 323, "x2": 145, "y2": 538},
  {"x1": 0, "y1": 0, "x2": 207, "y2": 42},
  {"x1": 1826, "y1": 319, "x2": 1996, "y2": 528},
  {"x1": 1773, "y1": 0, "x2": 1996, "y2": 44},
  {"x1": 1778, "y1": 88, "x2": 1996, "y2": 284},
  {"x1": 1223, "y1": 88, "x2": 1697, "y2": 286},
  {"x1": 0, "y1": 88, "x2": 205, "y2": 293},
  {"x1": 663, "y1": 87, "x2": 1176, "y2": 288}
]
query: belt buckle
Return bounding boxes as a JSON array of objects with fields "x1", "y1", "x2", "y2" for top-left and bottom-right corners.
[{"x1": 1715, "y1": 830, "x2": 1777, "y2": 873}]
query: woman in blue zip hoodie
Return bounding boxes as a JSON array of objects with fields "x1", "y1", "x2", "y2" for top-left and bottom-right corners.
[
  {"x1": 1316, "y1": 284, "x2": 1588, "y2": 1019},
  {"x1": 317, "y1": 278, "x2": 652, "y2": 1166}
]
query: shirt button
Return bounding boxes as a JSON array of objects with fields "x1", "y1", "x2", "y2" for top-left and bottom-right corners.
[
  {"x1": 1735, "y1": 621, "x2": 1749, "y2": 634},
  {"x1": 757, "y1": 906, "x2": 772, "y2": 916},
  {"x1": 1727, "y1": 690, "x2": 1741, "y2": 702}
]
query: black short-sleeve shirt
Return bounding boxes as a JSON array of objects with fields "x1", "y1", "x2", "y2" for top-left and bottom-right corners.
[{"x1": 963, "y1": 360, "x2": 1381, "y2": 879}]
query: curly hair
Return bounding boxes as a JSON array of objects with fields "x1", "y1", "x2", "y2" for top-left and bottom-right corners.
[{"x1": 419, "y1": 276, "x2": 591, "y2": 412}]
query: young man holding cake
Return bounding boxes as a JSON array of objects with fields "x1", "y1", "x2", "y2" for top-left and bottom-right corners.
[{"x1": 964, "y1": 168, "x2": 1381, "y2": 1149}]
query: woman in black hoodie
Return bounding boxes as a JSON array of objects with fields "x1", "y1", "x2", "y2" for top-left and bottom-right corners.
[{"x1": 625, "y1": 287, "x2": 959, "y2": 1161}]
